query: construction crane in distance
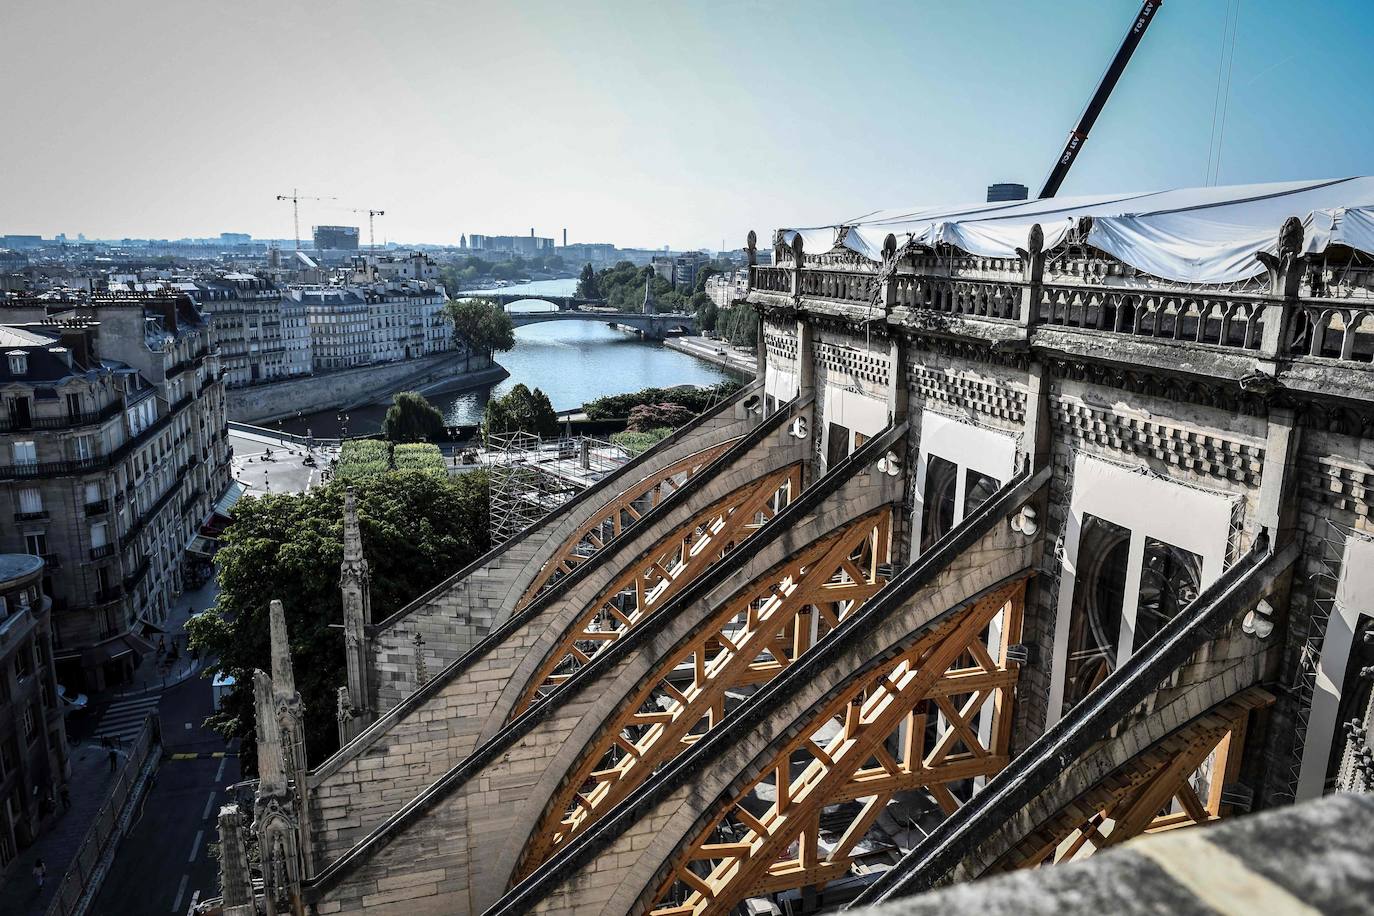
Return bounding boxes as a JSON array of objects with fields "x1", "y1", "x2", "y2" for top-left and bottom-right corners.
[
  {"x1": 345, "y1": 208, "x2": 387, "y2": 251},
  {"x1": 275, "y1": 189, "x2": 336, "y2": 251},
  {"x1": 1037, "y1": 0, "x2": 1163, "y2": 199}
]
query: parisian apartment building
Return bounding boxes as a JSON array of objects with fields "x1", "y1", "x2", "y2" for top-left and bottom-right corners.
[
  {"x1": 0, "y1": 553, "x2": 68, "y2": 877},
  {"x1": 0, "y1": 291, "x2": 232, "y2": 692},
  {"x1": 290, "y1": 277, "x2": 455, "y2": 372},
  {"x1": 181, "y1": 273, "x2": 312, "y2": 387}
]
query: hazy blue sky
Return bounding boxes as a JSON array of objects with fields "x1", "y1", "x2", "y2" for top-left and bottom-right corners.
[{"x1": 2, "y1": 0, "x2": 1371, "y2": 249}]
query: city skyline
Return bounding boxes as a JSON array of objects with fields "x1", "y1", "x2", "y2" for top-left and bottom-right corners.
[{"x1": 3, "y1": 0, "x2": 1372, "y2": 250}]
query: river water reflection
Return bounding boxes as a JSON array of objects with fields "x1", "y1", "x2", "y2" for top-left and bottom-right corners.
[{"x1": 276, "y1": 278, "x2": 736, "y2": 438}]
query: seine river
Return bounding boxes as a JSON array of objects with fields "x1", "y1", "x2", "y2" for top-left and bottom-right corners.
[{"x1": 279, "y1": 278, "x2": 734, "y2": 438}]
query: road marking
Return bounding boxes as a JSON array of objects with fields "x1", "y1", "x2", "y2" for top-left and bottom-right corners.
[
  {"x1": 188, "y1": 829, "x2": 203, "y2": 863},
  {"x1": 201, "y1": 790, "x2": 217, "y2": 820},
  {"x1": 185, "y1": 890, "x2": 201, "y2": 916},
  {"x1": 171, "y1": 874, "x2": 189, "y2": 913},
  {"x1": 214, "y1": 756, "x2": 227, "y2": 781}
]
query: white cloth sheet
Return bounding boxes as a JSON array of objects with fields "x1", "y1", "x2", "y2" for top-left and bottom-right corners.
[{"x1": 779, "y1": 178, "x2": 1374, "y2": 284}]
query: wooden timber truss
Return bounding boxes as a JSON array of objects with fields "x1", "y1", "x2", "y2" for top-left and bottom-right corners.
[
  {"x1": 515, "y1": 440, "x2": 741, "y2": 611},
  {"x1": 984, "y1": 687, "x2": 1273, "y2": 874},
  {"x1": 649, "y1": 578, "x2": 1027, "y2": 916},
  {"x1": 513, "y1": 463, "x2": 805, "y2": 717},
  {"x1": 517, "y1": 507, "x2": 895, "y2": 878}
]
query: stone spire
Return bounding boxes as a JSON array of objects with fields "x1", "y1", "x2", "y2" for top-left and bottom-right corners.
[
  {"x1": 254, "y1": 669, "x2": 286, "y2": 796},
  {"x1": 338, "y1": 487, "x2": 374, "y2": 745},
  {"x1": 642, "y1": 272, "x2": 656, "y2": 315},
  {"x1": 217, "y1": 804, "x2": 253, "y2": 910},
  {"x1": 269, "y1": 598, "x2": 295, "y2": 698}
]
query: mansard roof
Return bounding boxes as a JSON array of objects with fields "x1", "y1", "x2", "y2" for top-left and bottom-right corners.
[{"x1": 780, "y1": 177, "x2": 1374, "y2": 285}]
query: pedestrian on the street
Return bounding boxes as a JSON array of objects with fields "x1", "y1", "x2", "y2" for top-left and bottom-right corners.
[
  {"x1": 32, "y1": 858, "x2": 46, "y2": 891},
  {"x1": 60, "y1": 785, "x2": 71, "y2": 812},
  {"x1": 156, "y1": 636, "x2": 166, "y2": 657},
  {"x1": 108, "y1": 748, "x2": 118, "y2": 772}
]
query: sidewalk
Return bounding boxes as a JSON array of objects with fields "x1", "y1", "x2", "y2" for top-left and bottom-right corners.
[
  {"x1": 0, "y1": 725, "x2": 140, "y2": 916},
  {"x1": 111, "y1": 574, "x2": 219, "y2": 699},
  {"x1": 0, "y1": 572, "x2": 223, "y2": 911},
  {"x1": 664, "y1": 335, "x2": 758, "y2": 376}
]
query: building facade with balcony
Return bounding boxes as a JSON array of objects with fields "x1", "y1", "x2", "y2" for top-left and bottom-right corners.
[
  {"x1": 295, "y1": 287, "x2": 371, "y2": 371},
  {"x1": 0, "y1": 554, "x2": 68, "y2": 878},
  {"x1": 0, "y1": 293, "x2": 231, "y2": 691},
  {"x1": 190, "y1": 274, "x2": 312, "y2": 387}
]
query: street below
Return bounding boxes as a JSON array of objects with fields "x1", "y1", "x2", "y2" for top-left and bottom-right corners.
[{"x1": 91, "y1": 671, "x2": 238, "y2": 916}]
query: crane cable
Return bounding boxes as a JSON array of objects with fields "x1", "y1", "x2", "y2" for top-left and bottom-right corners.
[{"x1": 1206, "y1": 0, "x2": 1242, "y2": 185}]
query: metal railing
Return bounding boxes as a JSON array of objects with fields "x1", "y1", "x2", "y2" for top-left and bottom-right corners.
[{"x1": 44, "y1": 715, "x2": 160, "y2": 916}]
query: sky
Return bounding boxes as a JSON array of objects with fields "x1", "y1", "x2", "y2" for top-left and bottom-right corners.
[{"x1": 2, "y1": 0, "x2": 1372, "y2": 250}]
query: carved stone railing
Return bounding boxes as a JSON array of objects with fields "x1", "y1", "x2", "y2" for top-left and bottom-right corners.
[
  {"x1": 1288, "y1": 300, "x2": 1374, "y2": 363},
  {"x1": 750, "y1": 265, "x2": 790, "y2": 294},
  {"x1": 894, "y1": 275, "x2": 1022, "y2": 322},
  {"x1": 797, "y1": 268, "x2": 872, "y2": 304},
  {"x1": 744, "y1": 219, "x2": 1374, "y2": 372},
  {"x1": 1038, "y1": 284, "x2": 1266, "y2": 351}
]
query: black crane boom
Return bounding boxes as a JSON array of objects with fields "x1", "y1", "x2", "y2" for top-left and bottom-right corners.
[{"x1": 1038, "y1": 0, "x2": 1163, "y2": 199}]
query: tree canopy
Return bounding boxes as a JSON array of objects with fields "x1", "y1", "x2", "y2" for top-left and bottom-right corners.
[
  {"x1": 186, "y1": 472, "x2": 490, "y2": 770},
  {"x1": 483, "y1": 383, "x2": 559, "y2": 441},
  {"x1": 582, "y1": 380, "x2": 743, "y2": 420},
  {"x1": 577, "y1": 263, "x2": 600, "y2": 299},
  {"x1": 383, "y1": 391, "x2": 446, "y2": 442},
  {"x1": 440, "y1": 253, "x2": 567, "y2": 291},
  {"x1": 443, "y1": 297, "x2": 516, "y2": 354}
]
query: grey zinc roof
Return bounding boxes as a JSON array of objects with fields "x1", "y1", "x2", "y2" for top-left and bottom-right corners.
[{"x1": 0, "y1": 325, "x2": 58, "y2": 348}]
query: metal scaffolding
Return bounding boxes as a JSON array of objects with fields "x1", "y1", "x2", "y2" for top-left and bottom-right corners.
[{"x1": 486, "y1": 432, "x2": 628, "y2": 547}]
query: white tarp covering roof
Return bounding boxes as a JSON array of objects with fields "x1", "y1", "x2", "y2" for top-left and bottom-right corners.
[{"x1": 779, "y1": 178, "x2": 1374, "y2": 285}]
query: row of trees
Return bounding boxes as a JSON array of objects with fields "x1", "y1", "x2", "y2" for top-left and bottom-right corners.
[
  {"x1": 576, "y1": 260, "x2": 756, "y2": 348},
  {"x1": 582, "y1": 380, "x2": 743, "y2": 420},
  {"x1": 440, "y1": 253, "x2": 568, "y2": 289}
]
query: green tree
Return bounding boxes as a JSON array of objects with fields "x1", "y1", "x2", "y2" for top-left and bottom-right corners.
[
  {"x1": 186, "y1": 472, "x2": 490, "y2": 770},
  {"x1": 577, "y1": 263, "x2": 600, "y2": 299},
  {"x1": 382, "y1": 391, "x2": 446, "y2": 443},
  {"x1": 443, "y1": 296, "x2": 516, "y2": 355},
  {"x1": 483, "y1": 383, "x2": 559, "y2": 441}
]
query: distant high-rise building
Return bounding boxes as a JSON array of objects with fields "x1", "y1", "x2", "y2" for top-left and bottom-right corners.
[
  {"x1": 987, "y1": 183, "x2": 1029, "y2": 203},
  {"x1": 312, "y1": 225, "x2": 360, "y2": 251},
  {"x1": 219, "y1": 232, "x2": 251, "y2": 245}
]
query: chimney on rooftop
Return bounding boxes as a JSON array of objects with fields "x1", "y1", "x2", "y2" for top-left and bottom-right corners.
[
  {"x1": 59, "y1": 325, "x2": 95, "y2": 369},
  {"x1": 154, "y1": 295, "x2": 181, "y2": 333}
]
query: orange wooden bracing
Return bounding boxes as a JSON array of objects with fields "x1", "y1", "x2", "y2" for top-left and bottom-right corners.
[
  {"x1": 512, "y1": 462, "x2": 804, "y2": 718},
  {"x1": 649, "y1": 579, "x2": 1027, "y2": 916},
  {"x1": 987, "y1": 687, "x2": 1272, "y2": 873},
  {"x1": 514, "y1": 439, "x2": 741, "y2": 611},
  {"x1": 516, "y1": 507, "x2": 894, "y2": 878}
]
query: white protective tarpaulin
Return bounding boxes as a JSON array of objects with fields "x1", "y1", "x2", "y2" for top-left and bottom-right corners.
[{"x1": 779, "y1": 178, "x2": 1374, "y2": 285}]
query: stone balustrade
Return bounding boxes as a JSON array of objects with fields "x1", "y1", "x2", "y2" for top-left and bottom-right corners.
[{"x1": 749, "y1": 246, "x2": 1374, "y2": 375}]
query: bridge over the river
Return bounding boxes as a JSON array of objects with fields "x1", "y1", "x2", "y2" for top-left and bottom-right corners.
[
  {"x1": 463, "y1": 292, "x2": 608, "y2": 310},
  {"x1": 506, "y1": 308, "x2": 698, "y2": 339}
]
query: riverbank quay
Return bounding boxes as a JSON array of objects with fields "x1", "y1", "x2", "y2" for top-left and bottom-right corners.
[
  {"x1": 225, "y1": 352, "x2": 505, "y2": 424},
  {"x1": 664, "y1": 335, "x2": 758, "y2": 377}
]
